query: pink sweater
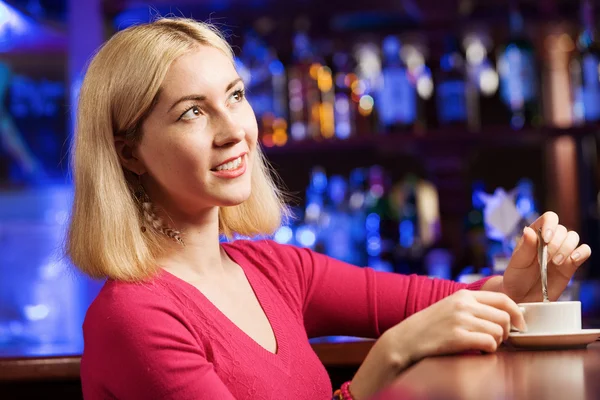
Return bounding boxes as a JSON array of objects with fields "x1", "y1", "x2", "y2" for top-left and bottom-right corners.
[{"x1": 80, "y1": 240, "x2": 490, "y2": 400}]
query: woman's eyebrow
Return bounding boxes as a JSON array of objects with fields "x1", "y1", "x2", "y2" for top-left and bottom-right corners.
[{"x1": 167, "y1": 77, "x2": 243, "y2": 112}]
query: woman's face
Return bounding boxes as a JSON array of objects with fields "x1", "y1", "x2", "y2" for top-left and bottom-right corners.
[{"x1": 135, "y1": 45, "x2": 258, "y2": 216}]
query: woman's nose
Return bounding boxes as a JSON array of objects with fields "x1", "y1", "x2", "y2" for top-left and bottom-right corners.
[{"x1": 213, "y1": 110, "x2": 245, "y2": 147}]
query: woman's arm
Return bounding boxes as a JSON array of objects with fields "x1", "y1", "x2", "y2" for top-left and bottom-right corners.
[
  {"x1": 273, "y1": 242, "x2": 493, "y2": 339},
  {"x1": 481, "y1": 276, "x2": 505, "y2": 292}
]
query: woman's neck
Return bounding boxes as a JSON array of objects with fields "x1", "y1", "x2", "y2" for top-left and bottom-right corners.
[{"x1": 157, "y1": 206, "x2": 231, "y2": 281}]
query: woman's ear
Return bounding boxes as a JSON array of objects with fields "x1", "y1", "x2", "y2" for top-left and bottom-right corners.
[{"x1": 114, "y1": 137, "x2": 146, "y2": 175}]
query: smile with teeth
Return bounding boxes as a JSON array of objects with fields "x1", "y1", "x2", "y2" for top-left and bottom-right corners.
[{"x1": 213, "y1": 156, "x2": 243, "y2": 171}]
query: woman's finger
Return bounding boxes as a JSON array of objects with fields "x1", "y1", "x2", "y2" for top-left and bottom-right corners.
[
  {"x1": 509, "y1": 226, "x2": 538, "y2": 270},
  {"x1": 570, "y1": 244, "x2": 592, "y2": 266},
  {"x1": 552, "y1": 230, "x2": 580, "y2": 266},
  {"x1": 472, "y1": 303, "x2": 512, "y2": 339},
  {"x1": 466, "y1": 315, "x2": 505, "y2": 346},
  {"x1": 530, "y1": 211, "x2": 559, "y2": 244},
  {"x1": 460, "y1": 331, "x2": 499, "y2": 354},
  {"x1": 559, "y1": 244, "x2": 592, "y2": 276},
  {"x1": 471, "y1": 291, "x2": 526, "y2": 332},
  {"x1": 547, "y1": 225, "x2": 568, "y2": 263}
]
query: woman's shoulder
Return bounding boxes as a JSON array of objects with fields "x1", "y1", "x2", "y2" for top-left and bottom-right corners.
[
  {"x1": 93, "y1": 275, "x2": 171, "y2": 306},
  {"x1": 79, "y1": 275, "x2": 209, "y2": 396},
  {"x1": 83, "y1": 275, "x2": 179, "y2": 334}
]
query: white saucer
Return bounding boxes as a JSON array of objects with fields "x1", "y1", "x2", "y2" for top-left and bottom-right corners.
[{"x1": 507, "y1": 329, "x2": 600, "y2": 349}]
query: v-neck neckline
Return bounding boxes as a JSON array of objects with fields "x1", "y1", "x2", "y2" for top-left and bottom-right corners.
[{"x1": 158, "y1": 243, "x2": 290, "y2": 371}]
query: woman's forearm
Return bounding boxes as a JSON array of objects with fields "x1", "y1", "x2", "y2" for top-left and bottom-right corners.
[
  {"x1": 349, "y1": 332, "x2": 412, "y2": 400},
  {"x1": 480, "y1": 276, "x2": 504, "y2": 293}
]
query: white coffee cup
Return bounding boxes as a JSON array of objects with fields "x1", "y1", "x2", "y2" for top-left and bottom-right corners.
[{"x1": 516, "y1": 301, "x2": 581, "y2": 334}]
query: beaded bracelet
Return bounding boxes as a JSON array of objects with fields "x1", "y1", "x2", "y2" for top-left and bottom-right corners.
[{"x1": 332, "y1": 381, "x2": 354, "y2": 400}]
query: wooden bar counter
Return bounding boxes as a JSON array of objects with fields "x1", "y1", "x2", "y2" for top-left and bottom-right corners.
[
  {"x1": 375, "y1": 342, "x2": 600, "y2": 400},
  {"x1": 2, "y1": 340, "x2": 600, "y2": 399}
]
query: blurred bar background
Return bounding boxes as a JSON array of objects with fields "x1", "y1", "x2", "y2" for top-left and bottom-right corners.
[{"x1": 1, "y1": 0, "x2": 600, "y2": 366}]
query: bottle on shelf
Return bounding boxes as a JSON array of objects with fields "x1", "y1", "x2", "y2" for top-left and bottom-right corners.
[
  {"x1": 295, "y1": 166, "x2": 328, "y2": 250},
  {"x1": 377, "y1": 35, "x2": 417, "y2": 134},
  {"x1": 459, "y1": 181, "x2": 489, "y2": 276},
  {"x1": 321, "y1": 175, "x2": 355, "y2": 263},
  {"x1": 287, "y1": 24, "x2": 324, "y2": 142},
  {"x1": 331, "y1": 46, "x2": 358, "y2": 140},
  {"x1": 408, "y1": 42, "x2": 436, "y2": 133},
  {"x1": 348, "y1": 168, "x2": 369, "y2": 266},
  {"x1": 387, "y1": 38, "x2": 435, "y2": 133},
  {"x1": 395, "y1": 175, "x2": 424, "y2": 275},
  {"x1": 462, "y1": 31, "x2": 507, "y2": 130},
  {"x1": 237, "y1": 29, "x2": 288, "y2": 147},
  {"x1": 364, "y1": 166, "x2": 394, "y2": 272},
  {"x1": 572, "y1": 0, "x2": 600, "y2": 124},
  {"x1": 497, "y1": 1, "x2": 542, "y2": 129},
  {"x1": 353, "y1": 40, "x2": 382, "y2": 134},
  {"x1": 436, "y1": 35, "x2": 470, "y2": 129}
]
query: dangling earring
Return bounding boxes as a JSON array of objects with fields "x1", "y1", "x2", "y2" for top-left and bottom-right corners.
[{"x1": 134, "y1": 174, "x2": 185, "y2": 246}]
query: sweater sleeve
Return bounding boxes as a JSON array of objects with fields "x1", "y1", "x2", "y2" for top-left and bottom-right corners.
[
  {"x1": 80, "y1": 284, "x2": 236, "y2": 400},
  {"x1": 274, "y1": 243, "x2": 492, "y2": 339}
]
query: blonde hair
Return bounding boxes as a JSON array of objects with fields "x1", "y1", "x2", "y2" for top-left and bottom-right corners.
[{"x1": 67, "y1": 18, "x2": 289, "y2": 281}]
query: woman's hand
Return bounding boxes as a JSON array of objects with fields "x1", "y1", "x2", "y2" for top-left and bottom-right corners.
[
  {"x1": 349, "y1": 289, "x2": 526, "y2": 400},
  {"x1": 502, "y1": 212, "x2": 591, "y2": 303}
]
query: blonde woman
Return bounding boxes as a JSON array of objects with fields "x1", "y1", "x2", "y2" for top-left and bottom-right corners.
[{"x1": 68, "y1": 18, "x2": 591, "y2": 400}]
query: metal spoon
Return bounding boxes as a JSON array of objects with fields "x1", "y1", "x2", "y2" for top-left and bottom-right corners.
[{"x1": 537, "y1": 227, "x2": 550, "y2": 303}]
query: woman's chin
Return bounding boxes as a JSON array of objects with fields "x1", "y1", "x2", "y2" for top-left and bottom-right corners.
[{"x1": 216, "y1": 191, "x2": 251, "y2": 207}]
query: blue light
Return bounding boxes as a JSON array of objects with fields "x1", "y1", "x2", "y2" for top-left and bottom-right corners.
[
  {"x1": 370, "y1": 259, "x2": 394, "y2": 273},
  {"x1": 311, "y1": 170, "x2": 328, "y2": 192},
  {"x1": 10, "y1": 74, "x2": 65, "y2": 118},
  {"x1": 336, "y1": 121, "x2": 351, "y2": 139},
  {"x1": 578, "y1": 280, "x2": 598, "y2": 315},
  {"x1": 269, "y1": 60, "x2": 284, "y2": 75},
  {"x1": 459, "y1": 266, "x2": 476, "y2": 275},
  {"x1": 379, "y1": 65, "x2": 416, "y2": 125},
  {"x1": 579, "y1": 34, "x2": 593, "y2": 49},
  {"x1": 516, "y1": 197, "x2": 533, "y2": 216},
  {"x1": 440, "y1": 54, "x2": 453, "y2": 71},
  {"x1": 0, "y1": 1, "x2": 25, "y2": 30},
  {"x1": 24, "y1": 304, "x2": 50, "y2": 321},
  {"x1": 0, "y1": 0, "x2": 35, "y2": 52},
  {"x1": 506, "y1": 43, "x2": 519, "y2": 53},
  {"x1": 273, "y1": 226, "x2": 293, "y2": 244},
  {"x1": 329, "y1": 176, "x2": 347, "y2": 204},
  {"x1": 113, "y1": 6, "x2": 153, "y2": 30},
  {"x1": 350, "y1": 169, "x2": 366, "y2": 186},
  {"x1": 367, "y1": 235, "x2": 381, "y2": 256},
  {"x1": 421, "y1": 65, "x2": 432, "y2": 76},
  {"x1": 293, "y1": 33, "x2": 312, "y2": 60},
  {"x1": 399, "y1": 219, "x2": 415, "y2": 248},
  {"x1": 0, "y1": 1, "x2": 7, "y2": 21},
  {"x1": 0, "y1": 185, "x2": 104, "y2": 357},
  {"x1": 304, "y1": 202, "x2": 321, "y2": 220},
  {"x1": 296, "y1": 226, "x2": 317, "y2": 248},
  {"x1": 436, "y1": 79, "x2": 467, "y2": 123},
  {"x1": 472, "y1": 190, "x2": 485, "y2": 209},
  {"x1": 382, "y1": 35, "x2": 401, "y2": 58},
  {"x1": 365, "y1": 213, "x2": 380, "y2": 231}
]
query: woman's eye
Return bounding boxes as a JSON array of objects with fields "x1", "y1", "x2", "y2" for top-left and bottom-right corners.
[
  {"x1": 180, "y1": 106, "x2": 201, "y2": 120},
  {"x1": 230, "y1": 89, "x2": 246, "y2": 104}
]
